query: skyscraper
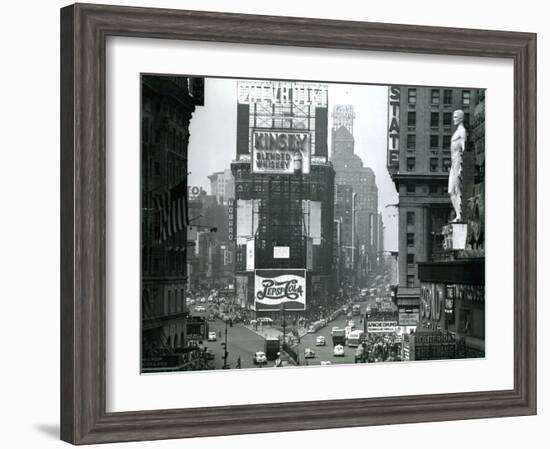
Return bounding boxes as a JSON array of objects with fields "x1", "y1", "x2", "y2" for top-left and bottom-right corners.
[{"x1": 330, "y1": 105, "x2": 380, "y2": 286}]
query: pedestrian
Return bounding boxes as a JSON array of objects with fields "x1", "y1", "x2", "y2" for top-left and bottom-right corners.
[{"x1": 236, "y1": 356, "x2": 241, "y2": 369}]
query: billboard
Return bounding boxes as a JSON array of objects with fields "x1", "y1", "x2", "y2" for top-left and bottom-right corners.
[
  {"x1": 387, "y1": 86, "x2": 400, "y2": 168},
  {"x1": 238, "y1": 80, "x2": 328, "y2": 107},
  {"x1": 398, "y1": 307, "x2": 420, "y2": 326},
  {"x1": 254, "y1": 269, "x2": 306, "y2": 311},
  {"x1": 366, "y1": 321, "x2": 398, "y2": 334},
  {"x1": 252, "y1": 130, "x2": 311, "y2": 174}
]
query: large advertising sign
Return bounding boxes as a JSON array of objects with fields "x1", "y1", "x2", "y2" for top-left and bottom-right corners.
[
  {"x1": 252, "y1": 130, "x2": 311, "y2": 174},
  {"x1": 367, "y1": 321, "x2": 398, "y2": 334},
  {"x1": 238, "y1": 80, "x2": 328, "y2": 107},
  {"x1": 387, "y1": 86, "x2": 400, "y2": 168},
  {"x1": 254, "y1": 269, "x2": 306, "y2": 311},
  {"x1": 398, "y1": 307, "x2": 420, "y2": 326}
]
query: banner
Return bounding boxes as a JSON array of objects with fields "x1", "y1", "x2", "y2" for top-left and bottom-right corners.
[
  {"x1": 252, "y1": 130, "x2": 311, "y2": 174},
  {"x1": 254, "y1": 269, "x2": 306, "y2": 311},
  {"x1": 398, "y1": 307, "x2": 420, "y2": 326}
]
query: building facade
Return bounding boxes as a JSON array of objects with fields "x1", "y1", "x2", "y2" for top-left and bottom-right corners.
[
  {"x1": 387, "y1": 85, "x2": 485, "y2": 358},
  {"x1": 386, "y1": 85, "x2": 478, "y2": 310},
  {"x1": 141, "y1": 75, "x2": 204, "y2": 366},
  {"x1": 231, "y1": 80, "x2": 335, "y2": 317}
]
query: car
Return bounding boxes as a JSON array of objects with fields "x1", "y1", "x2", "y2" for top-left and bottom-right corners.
[
  {"x1": 316, "y1": 335, "x2": 326, "y2": 346},
  {"x1": 332, "y1": 326, "x2": 341, "y2": 333},
  {"x1": 253, "y1": 351, "x2": 267, "y2": 365},
  {"x1": 257, "y1": 317, "x2": 274, "y2": 325},
  {"x1": 347, "y1": 320, "x2": 355, "y2": 328},
  {"x1": 207, "y1": 331, "x2": 217, "y2": 342},
  {"x1": 207, "y1": 315, "x2": 216, "y2": 322},
  {"x1": 333, "y1": 345, "x2": 345, "y2": 357},
  {"x1": 304, "y1": 348, "x2": 316, "y2": 359},
  {"x1": 194, "y1": 305, "x2": 206, "y2": 312},
  {"x1": 320, "y1": 361, "x2": 332, "y2": 366}
]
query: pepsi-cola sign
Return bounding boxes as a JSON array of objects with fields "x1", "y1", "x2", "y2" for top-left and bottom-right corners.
[{"x1": 254, "y1": 269, "x2": 306, "y2": 311}]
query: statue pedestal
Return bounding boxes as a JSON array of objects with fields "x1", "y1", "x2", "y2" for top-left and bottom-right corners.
[{"x1": 442, "y1": 223, "x2": 468, "y2": 250}]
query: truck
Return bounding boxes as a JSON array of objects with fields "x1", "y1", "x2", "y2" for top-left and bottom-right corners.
[
  {"x1": 331, "y1": 327, "x2": 346, "y2": 346},
  {"x1": 265, "y1": 337, "x2": 280, "y2": 361}
]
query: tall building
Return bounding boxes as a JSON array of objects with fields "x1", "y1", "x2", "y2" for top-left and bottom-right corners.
[
  {"x1": 386, "y1": 85, "x2": 479, "y2": 331},
  {"x1": 330, "y1": 105, "x2": 379, "y2": 286},
  {"x1": 231, "y1": 80, "x2": 335, "y2": 316},
  {"x1": 140, "y1": 75, "x2": 204, "y2": 364},
  {"x1": 208, "y1": 169, "x2": 235, "y2": 205}
]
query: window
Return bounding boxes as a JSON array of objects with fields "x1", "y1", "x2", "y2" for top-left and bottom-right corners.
[
  {"x1": 443, "y1": 89, "x2": 452, "y2": 105},
  {"x1": 406, "y1": 157, "x2": 416, "y2": 171},
  {"x1": 462, "y1": 90, "x2": 471, "y2": 105},
  {"x1": 429, "y1": 184, "x2": 439, "y2": 195},
  {"x1": 408, "y1": 88, "x2": 417, "y2": 104},
  {"x1": 443, "y1": 158, "x2": 452, "y2": 172},
  {"x1": 407, "y1": 275, "x2": 415, "y2": 288},
  {"x1": 405, "y1": 134, "x2": 416, "y2": 150},
  {"x1": 430, "y1": 112, "x2": 439, "y2": 128},
  {"x1": 407, "y1": 254, "x2": 415, "y2": 264},
  {"x1": 443, "y1": 112, "x2": 452, "y2": 127},
  {"x1": 407, "y1": 233, "x2": 415, "y2": 246},
  {"x1": 406, "y1": 184, "x2": 415, "y2": 194},
  {"x1": 430, "y1": 135, "x2": 439, "y2": 149},
  {"x1": 407, "y1": 111, "x2": 416, "y2": 127},
  {"x1": 430, "y1": 158, "x2": 439, "y2": 172},
  {"x1": 431, "y1": 89, "x2": 440, "y2": 105},
  {"x1": 406, "y1": 211, "x2": 415, "y2": 226},
  {"x1": 443, "y1": 135, "x2": 451, "y2": 149}
]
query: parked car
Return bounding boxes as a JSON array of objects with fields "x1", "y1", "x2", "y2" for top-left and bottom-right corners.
[
  {"x1": 316, "y1": 335, "x2": 326, "y2": 346},
  {"x1": 253, "y1": 351, "x2": 267, "y2": 365},
  {"x1": 304, "y1": 348, "x2": 316, "y2": 359},
  {"x1": 207, "y1": 331, "x2": 217, "y2": 342},
  {"x1": 195, "y1": 306, "x2": 206, "y2": 312},
  {"x1": 320, "y1": 361, "x2": 332, "y2": 366},
  {"x1": 333, "y1": 345, "x2": 345, "y2": 357}
]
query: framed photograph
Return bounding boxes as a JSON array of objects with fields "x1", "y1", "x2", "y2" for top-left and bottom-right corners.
[{"x1": 60, "y1": 3, "x2": 536, "y2": 445}]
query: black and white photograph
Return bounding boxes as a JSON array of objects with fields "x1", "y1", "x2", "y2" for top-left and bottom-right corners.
[{"x1": 140, "y1": 76, "x2": 485, "y2": 373}]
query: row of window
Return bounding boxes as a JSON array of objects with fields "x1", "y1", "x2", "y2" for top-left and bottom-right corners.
[
  {"x1": 406, "y1": 134, "x2": 453, "y2": 150},
  {"x1": 407, "y1": 88, "x2": 471, "y2": 106},
  {"x1": 407, "y1": 111, "x2": 470, "y2": 129},
  {"x1": 403, "y1": 184, "x2": 447, "y2": 195},
  {"x1": 406, "y1": 157, "x2": 452, "y2": 172}
]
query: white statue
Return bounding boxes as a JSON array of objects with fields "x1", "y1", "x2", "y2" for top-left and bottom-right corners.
[{"x1": 448, "y1": 110, "x2": 467, "y2": 222}]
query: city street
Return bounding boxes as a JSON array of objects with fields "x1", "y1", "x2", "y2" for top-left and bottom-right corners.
[{"x1": 187, "y1": 298, "x2": 382, "y2": 369}]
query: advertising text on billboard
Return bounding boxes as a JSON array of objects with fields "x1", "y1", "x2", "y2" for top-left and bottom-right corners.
[{"x1": 254, "y1": 269, "x2": 306, "y2": 311}]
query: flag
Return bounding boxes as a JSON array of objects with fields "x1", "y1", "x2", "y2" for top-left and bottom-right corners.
[{"x1": 154, "y1": 180, "x2": 189, "y2": 242}]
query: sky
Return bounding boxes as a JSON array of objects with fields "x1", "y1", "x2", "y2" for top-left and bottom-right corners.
[{"x1": 188, "y1": 78, "x2": 399, "y2": 251}]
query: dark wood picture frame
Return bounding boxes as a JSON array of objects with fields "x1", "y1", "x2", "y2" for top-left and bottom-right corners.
[{"x1": 60, "y1": 3, "x2": 537, "y2": 444}]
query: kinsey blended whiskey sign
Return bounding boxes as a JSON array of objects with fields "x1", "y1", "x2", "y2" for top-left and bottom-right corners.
[
  {"x1": 252, "y1": 130, "x2": 311, "y2": 174},
  {"x1": 254, "y1": 269, "x2": 306, "y2": 311}
]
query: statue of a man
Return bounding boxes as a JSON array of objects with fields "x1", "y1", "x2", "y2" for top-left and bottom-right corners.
[{"x1": 448, "y1": 110, "x2": 467, "y2": 222}]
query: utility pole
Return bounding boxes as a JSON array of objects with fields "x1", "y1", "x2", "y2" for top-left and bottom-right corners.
[
  {"x1": 281, "y1": 302, "x2": 286, "y2": 349},
  {"x1": 222, "y1": 319, "x2": 229, "y2": 369}
]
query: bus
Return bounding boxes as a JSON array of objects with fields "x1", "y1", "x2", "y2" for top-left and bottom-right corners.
[{"x1": 347, "y1": 330, "x2": 365, "y2": 347}]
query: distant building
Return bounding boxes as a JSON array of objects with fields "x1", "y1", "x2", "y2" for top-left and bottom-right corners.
[
  {"x1": 208, "y1": 169, "x2": 235, "y2": 205},
  {"x1": 330, "y1": 105, "x2": 379, "y2": 286},
  {"x1": 141, "y1": 75, "x2": 204, "y2": 364}
]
